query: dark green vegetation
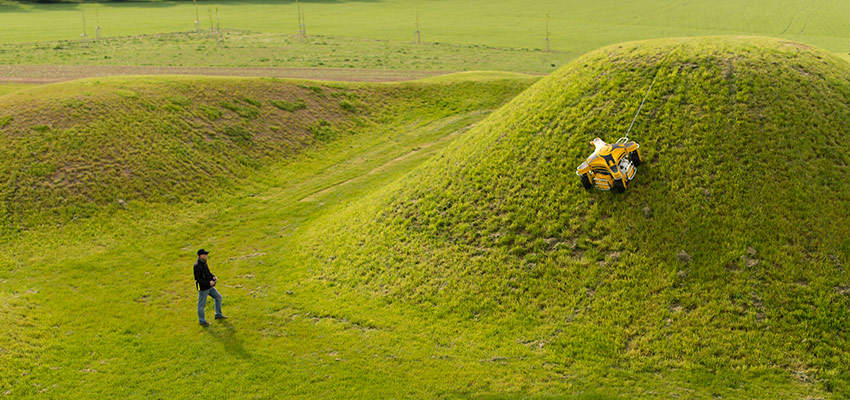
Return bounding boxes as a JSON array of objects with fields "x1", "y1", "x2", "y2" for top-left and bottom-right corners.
[
  {"x1": 2, "y1": 36, "x2": 850, "y2": 398},
  {"x1": 308, "y1": 37, "x2": 850, "y2": 397}
]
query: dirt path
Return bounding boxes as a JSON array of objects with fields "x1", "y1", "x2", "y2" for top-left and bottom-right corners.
[{"x1": 0, "y1": 65, "x2": 451, "y2": 84}]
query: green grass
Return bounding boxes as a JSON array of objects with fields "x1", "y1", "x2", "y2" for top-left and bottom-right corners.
[
  {"x1": 2, "y1": 0, "x2": 850, "y2": 398},
  {"x1": 304, "y1": 36, "x2": 850, "y2": 397},
  {"x1": 0, "y1": 31, "x2": 572, "y2": 74},
  {"x1": 3, "y1": 0, "x2": 850, "y2": 72},
  {"x1": 2, "y1": 35, "x2": 850, "y2": 398},
  {"x1": 0, "y1": 73, "x2": 535, "y2": 232},
  {"x1": 0, "y1": 83, "x2": 36, "y2": 96},
  {"x1": 0, "y1": 72, "x2": 540, "y2": 399}
]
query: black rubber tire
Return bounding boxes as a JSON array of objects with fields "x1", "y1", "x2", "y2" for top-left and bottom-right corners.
[
  {"x1": 614, "y1": 179, "x2": 625, "y2": 193},
  {"x1": 630, "y1": 150, "x2": 643, "y2": 166},
  {"x1": 581, "y1": 174, "x2": 592, "y2": 189}
]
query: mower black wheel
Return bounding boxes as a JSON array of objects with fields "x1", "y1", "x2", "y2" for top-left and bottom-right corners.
[
  {"x1": 613, "y1": 179, "x2": 625, "y2": 193},
  {"x1": 630, "y1": 150, "x2": 643, "y2": 166},
  {"x1": 581, "y1": 174, "x2": 592, "y2": 189}
]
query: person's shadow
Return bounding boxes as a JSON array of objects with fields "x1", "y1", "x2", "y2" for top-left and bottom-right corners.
[{"x1": 206, "y1": 320, "x2": 252, "y2": 359}]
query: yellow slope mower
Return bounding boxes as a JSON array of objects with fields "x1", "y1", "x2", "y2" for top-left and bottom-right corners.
[
  {"x1": 578, "y1": 50, "x2": 672, "y2": 193},
  {"x1": 576, "y1": 137, "x2": 642, "y2": 193}
]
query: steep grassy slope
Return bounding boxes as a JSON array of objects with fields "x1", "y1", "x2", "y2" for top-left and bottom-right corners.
[
  {"x1": 0, "y1": 74, "x2": 534, "y2": 233},
  {"x1": 308, "y1": 37, "x2": 850, "y2": 396}
]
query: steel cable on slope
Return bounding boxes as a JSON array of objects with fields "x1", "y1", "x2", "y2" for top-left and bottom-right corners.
[{"x1": 625, "y1": 48, "x2": 677, "y2": 138}]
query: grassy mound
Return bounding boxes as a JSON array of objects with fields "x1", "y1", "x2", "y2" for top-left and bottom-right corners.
[
  {"x1": 309, "y1": 36, "x2": 850, "y2": 394},
  {"x1": 0, "y1": 73, "x2": 534, "y2": 233}
]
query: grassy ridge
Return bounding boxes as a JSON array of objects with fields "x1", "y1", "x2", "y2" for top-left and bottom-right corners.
[
  {"x1": 0, "y1": 73, "x2": 536, "y2": 233},
  {"x1": 306, "y1": 37, "x2": 850, "y2": 396},
  {"x1": 0, "y1": 72, "x2": 541, "y2": 399}
]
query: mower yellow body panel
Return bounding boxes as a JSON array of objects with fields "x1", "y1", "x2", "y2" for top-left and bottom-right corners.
[{"x1": 576, "y1": 137, "x2": 642, "y2": 192}]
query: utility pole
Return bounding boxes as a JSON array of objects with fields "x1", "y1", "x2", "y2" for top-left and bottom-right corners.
[
  {"x1": 194, "y1": 0, "x2": 200, "y2": 33},
  {"x1": 216, "y1": 7, "x2": 222, "y2": 45},
  {"x1": 80, "y1": 9, "x2": 88, "y2": 48},
  {"x1": 296, "y1": 0, "x2": 306, "y2": 41},
  {"x1": 414, "y1": 11, "x2": 421, "y2": 44},
  {"x1": 544, "y1": 10, "x2": 550, "y2": 52},
  {"x1": 414, "y1": 0, "x2": 421, "y2": 44},
  {"x1": 208, "y1": 5, "x2": 214, "y2": 39},
  {"x1": 296, "y1": 0, "x2": 302, "y2": 42},
  {"x1": 95, "y1": 9, "x2": 101, "y2": 41}
]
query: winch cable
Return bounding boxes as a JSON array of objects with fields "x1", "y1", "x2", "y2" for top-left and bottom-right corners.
[{"x1": 625, "y1": 50, "x2": 675, "y2": 138}]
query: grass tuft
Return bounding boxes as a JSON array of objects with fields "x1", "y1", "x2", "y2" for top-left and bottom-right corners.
[
  {"x1": 270, "y1": 99, "x2": 307, "y2": 112},
  {"x1": 223, "y1": 125, "x2": 253, "y2": 145},
  {"x1": 199, "y1": 104, "x2": 222, "y2": 120},
  {"x1": 310, "y1": 119, "x2": 338, "y2": 142},
  {"x1": 243, "y1": 97, "x2": 262, "y2": 107},
  {"x1": 339, "y1": 100, "x2": 356, "y2": 112}
]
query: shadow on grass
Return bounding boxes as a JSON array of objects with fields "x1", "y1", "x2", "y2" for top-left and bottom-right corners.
[{"x1": 206, "y1": 319, "x2": 252, "y2": 359}]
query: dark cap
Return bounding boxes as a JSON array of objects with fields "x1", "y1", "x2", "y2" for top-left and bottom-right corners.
[{"x1": 197, "y1": 249, "x2": 210, "y2": 256}]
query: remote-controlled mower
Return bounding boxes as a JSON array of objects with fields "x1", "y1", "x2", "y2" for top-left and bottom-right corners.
[{"x1": 576, "y1": 137, "x2": 642, "y2": 193}]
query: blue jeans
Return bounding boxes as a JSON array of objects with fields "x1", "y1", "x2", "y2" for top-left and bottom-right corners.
[{"x1": 198, "y1": 287, "x2": 223, "y2": 323}]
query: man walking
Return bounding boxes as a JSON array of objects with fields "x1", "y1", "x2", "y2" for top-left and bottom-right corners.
[{"x1": 194, "y1": 249, "x2": 227, "y2": 326}]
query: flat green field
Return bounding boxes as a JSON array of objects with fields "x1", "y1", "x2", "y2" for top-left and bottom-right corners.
[
  {"x1": 0, "y1": 31, "x2": 571, "y2": 74},
  {"x1": 2, "y1": 0, "x2": 850, "y2": 65}
]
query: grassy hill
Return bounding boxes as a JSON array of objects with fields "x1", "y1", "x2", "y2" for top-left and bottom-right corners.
[
  {"x1": 305, "y1": 36, "x2": 850, "y2": 397},
  {"x1": 2, "y1": 36, "x2": 850, "y2": 399},
  {"x1": 0, "y1": 74, "x2": 534, "y2": 233}
]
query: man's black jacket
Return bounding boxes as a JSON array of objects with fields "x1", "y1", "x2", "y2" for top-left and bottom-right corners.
[{"x1": 194, "y1": 258, "x2": 216, "y2": 291}]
